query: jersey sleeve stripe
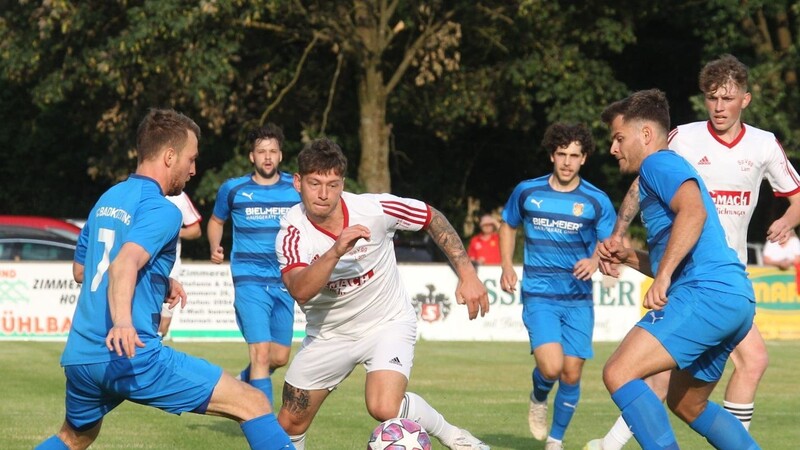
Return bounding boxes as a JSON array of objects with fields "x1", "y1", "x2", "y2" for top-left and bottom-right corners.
[
  {"x1": 380, "y1": 201, "x2": 429, "y2": 222},
  {"x1": 281, "y1": 262, "x2": 308, "y2": 274},
  {"x1": 282, "y1": 225, "x2": 302, "y2": 266},
  {"x1": 775, "y1": 139, "x2": 800, "y2": 188}
]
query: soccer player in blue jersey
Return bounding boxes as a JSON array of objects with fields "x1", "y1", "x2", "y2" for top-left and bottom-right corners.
[
  {"x1": 499, "y1": 123, "x2": 616, "y2": 450},
  {"x1": 597, "y1": 89, "x2": 759, "y2": 450},
  {"x1": 207, "y1": 123, "x2": 300, "y2": 406},
  {"x1": 36, "y1": 109, "x2": 293, "y2": 450}
]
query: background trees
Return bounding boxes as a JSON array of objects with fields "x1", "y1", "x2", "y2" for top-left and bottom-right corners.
[{"x1": 2, "y1": 0, "x2": 800, "y2": 256}]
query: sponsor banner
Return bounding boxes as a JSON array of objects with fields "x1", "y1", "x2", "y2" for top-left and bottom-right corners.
[
  {"x1": 748, "y1": 266, "x2": 800, "y2": 340},
  {"x1": 2, "y1": 262, "x2": 797, "y2": 341}
]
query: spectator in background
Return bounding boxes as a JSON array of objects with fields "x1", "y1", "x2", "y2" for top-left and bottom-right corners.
[
  {"x1": 158, "y1": 190, "x2": 202, "y2": 339},
  {"x1": 467, "y1": 214, "x2": 501, "y2": 265},
  {"x1": 763, "y1": 228, "x2": 800, "y2": 270}
]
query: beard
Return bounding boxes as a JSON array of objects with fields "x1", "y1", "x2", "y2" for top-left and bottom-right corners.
[
  {"x1": 255, "y1": 164, "x2": 278, "y2": 180},
  {"x1": 166, "y1": 177, "x2": 186, "y2": 196}
]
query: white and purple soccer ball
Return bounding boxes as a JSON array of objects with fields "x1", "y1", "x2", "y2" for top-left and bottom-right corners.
[{"x1": 367, "y1": 418, "x2": 432, "y2": 450}]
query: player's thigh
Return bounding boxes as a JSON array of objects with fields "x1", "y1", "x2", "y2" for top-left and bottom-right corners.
[
  {"x1": 63, "y1": 365, "x2": 123, "y2": 432},
  {"x1": 268, "y1": 285, "x2": 296, "y2": 348},
  {"x1": 361, "y1": 319, "x2": 416, "y2": 378},
  {"x1": 604, "y1": 327, "x2": 674, "y2": 391},
  {"x1": 234, "y1": 284, "x2": 272, "y2": 344},
  {"x1": 682, "y1": 290, "x2": 754, "y2": 382},
  {"x1": 523, "y1": 302, "x2": 564, "y2": 353},
  {"x1": 729, "y1": 322, "x2": 768, "y2": 370},
  {"x1": 124, "y1": 347, "x2": 223, "y2": 415},
  {"x1": 284, "y1": 335, "x2": 360, "y2": 391},
  {"x1": 560, "y1": 305, "x2": 594, "y2": 360}
]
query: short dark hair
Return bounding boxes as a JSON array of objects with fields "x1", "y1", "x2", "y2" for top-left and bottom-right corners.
[
  {"x1": 245, "y1": 123, "x2": 285, "y2": 152},
  {"x1": 297, "y1": 138, "x2": 348, "y2": 176},
  {"x1": 136, "y1": 108, "x2": 200, "y2": 163},
  {"x1": 699, "y1": 54, "x2": 749, "y2": 94},
  {"x1": 601, "y1": 89, "x2": 671, "y2": 134},
  {"x1": 542, "y1": 123, "x2": 595, "y2": 157}
]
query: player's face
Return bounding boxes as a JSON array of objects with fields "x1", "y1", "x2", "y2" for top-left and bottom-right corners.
[
  {"x1": 294, "y1": 170, "x2": 344, "y2": 221},
  {"x1": 167, "y1": 131, "x2": 198, "y2": 196},
  {"x1": 250, "y1": 138, "x2": 282, "y2": 181},
  {"x1": 704, "y1": 81, "x2": 751, "y2": 136},
  {"x1": 550, "y1": 141, "x2": 586, "y2": 187},
  {"x1": 608, "y1": 115, "x2": 644, "y2": 174}
]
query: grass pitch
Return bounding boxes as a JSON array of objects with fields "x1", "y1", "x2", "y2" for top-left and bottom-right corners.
[{"x1": 3, "y1": 340, "x2": 799, "y2": 449}]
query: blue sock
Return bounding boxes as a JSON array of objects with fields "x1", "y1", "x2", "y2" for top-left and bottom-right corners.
[
  {"x1": 611, "y1": 379, "x2": 679, "y2": 450},
  {"x1": 239, "y1": 364, "x2": 251, "y2": 383},
  {"x1": 240, "y1": 413, "x2": 294, "y2": 450},
  {"x1": 550, "y1": 380, "x2": 580, "y2": 440},
  {"x1": 690, "y1": 402, "x2": 761, "y2": 450},
  {"x1": 532, "y1": 367, "x2": 556, "y2": 402},
  {"x1": 251, "y1": 377, "x2": 274, "y2": 406},
  {"x1": 35, "y1": 436, "x2": 69, "y2": 450}
]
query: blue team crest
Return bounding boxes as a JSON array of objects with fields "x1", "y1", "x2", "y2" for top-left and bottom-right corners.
[{"x1": 572, "y1": 202, "x2": 584, "y2": 217}]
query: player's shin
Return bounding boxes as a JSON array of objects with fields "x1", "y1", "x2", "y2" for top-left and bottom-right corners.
[{"x1": 611, "y1": 380, "x2": 678, "y2": 450}]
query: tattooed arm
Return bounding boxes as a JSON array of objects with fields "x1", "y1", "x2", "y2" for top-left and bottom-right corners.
[
  {"x1": 426, "y1": 207, "x2": 489, "y2": 319},
  {"x1": 599, "y1": 178, "x2": 641, "y2": 277}
]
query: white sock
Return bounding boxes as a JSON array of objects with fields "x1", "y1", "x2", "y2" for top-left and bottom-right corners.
[
  {"x1": 398, "y1": 392, "x2": 460, "y2": 444},
  {"x1": 290, "y1": 433, "x2": 306, "y2": 450},
  {"x1": 723, "y1": 400, "x2": 754, "y2": 431},
  {"x1": 602, "y1": 415, "x2": 633, "y2": 450}
]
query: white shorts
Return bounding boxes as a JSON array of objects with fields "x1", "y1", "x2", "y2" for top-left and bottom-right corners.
[
  {"x1": 285, "y1": 319, "x2": 416, "y2": 390},
  {"x1": 161, "y1": 301, "x2": 174, "y2": 318}
]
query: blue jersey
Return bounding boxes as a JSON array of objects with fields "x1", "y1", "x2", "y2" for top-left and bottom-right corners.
[
  {"x1": 503, "y1": 175, "x2": 615, "y2": 306},
  {"x1": 62, "y1": 175, "x2": 180, "y2": 365},
  {"x1": 212, "y1": 172, "x2": 300, "y2": 286},
  {"x1": 639, "y1": 150, "x2": 754, "y2": 298}
]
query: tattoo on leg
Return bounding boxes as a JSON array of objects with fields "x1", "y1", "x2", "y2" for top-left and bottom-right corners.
[{"x1": 282, "y1": 384, "x2": 311, "y2": 415}]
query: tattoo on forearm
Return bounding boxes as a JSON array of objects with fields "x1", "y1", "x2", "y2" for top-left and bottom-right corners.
[
  {"x1": 614, "y1": 178, "x2": 641, "y2": 238},
  {"x1": 427, "y1": 208, "x2": 471, "y2": 268},
  {"x1": 282, "y1": 384, "x2": 311, "y2": 415}
]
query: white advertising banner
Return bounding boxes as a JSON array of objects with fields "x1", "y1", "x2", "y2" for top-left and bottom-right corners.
[{"x1": 0, "y1": 261, "x2": 645, "y2": 343}]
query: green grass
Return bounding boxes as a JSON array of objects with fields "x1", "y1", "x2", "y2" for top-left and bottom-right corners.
[{"x1": 3, "y1": 340, "x2": 799, "y2": 449}]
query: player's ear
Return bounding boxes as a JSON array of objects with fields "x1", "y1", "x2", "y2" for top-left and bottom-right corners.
[
  {"x1": 248, "y1": 151, "x2": 255, "y2": 165},
  {"x1": 293, "y1": 173, "x2": 302, "y2": 192},
  {"x1": 164, "y1": 147, "x2": 176, "y2": 167}
]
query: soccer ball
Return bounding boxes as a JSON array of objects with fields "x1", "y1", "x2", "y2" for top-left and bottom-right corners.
[{"x1": 367, "y1": 418, "x2": 432, "y2": 450}]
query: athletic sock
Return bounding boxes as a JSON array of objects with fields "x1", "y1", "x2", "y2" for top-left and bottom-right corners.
[
  {"x1": 723, "y1": 400, "x2": 754, "y2": 431},
  {"x1": 35, "y1": 435, "x2": 69, "y2": 450},
  {"x1": 690, "y1": 401, "x2": 761, "y2": 449},
  {"x1": 398, "y1": 392, "x2": 460, "y2": 445},
  {"x1": 239, "y1": 364, "x2": 252, "y2": 383},
  {"x1": 602, "y1": 415, "x2": 633, "y2": 450},
  {"x1": 251, "y1": 377, "x2": 274, "y2": 406},
  {"x1": 289, "y1": 433, "x2": 306, "y2": 450},
  {"x1": 549, "y1": 380, "x2": 580, "y2": 440},
  {"x1": 532, "y1": 367, "x2": 556, "y2": 402},
  {"x1": 611, "y1": 379, "x2": 678, "y2": 450},
  {"x1": 240, "y1": 413, "x2": 294, "y2": 450}
]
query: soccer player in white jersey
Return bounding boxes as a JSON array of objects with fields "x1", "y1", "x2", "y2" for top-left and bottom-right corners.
[
  {"x1": 275, "y1": 138, "x2": 491, "y2": 450},
  {"x1": 586, "y1": 54, "x2": 800, "y2": 450},
  {"x1": 158, "y1": 190, "x2": 202, "y2": 338}
]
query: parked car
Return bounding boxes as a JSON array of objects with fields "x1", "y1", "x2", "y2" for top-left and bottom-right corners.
[
  {"x1": 0, "y1": 217, "x2": 80, "y2": 261},
  {"x1": 0, "y1": 215, "x2": 82, "y2": 241}
]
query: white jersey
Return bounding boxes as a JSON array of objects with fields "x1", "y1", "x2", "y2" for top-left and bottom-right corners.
[
  {"x1": 669, "y1": 121, "x2": 800, "y2": 263},
  {"x1": 166, "y1": 191, "x2": 202, "y2": 278},
  {"x1": 276, "y1": 192, "x2": 430, "y2": 339}
]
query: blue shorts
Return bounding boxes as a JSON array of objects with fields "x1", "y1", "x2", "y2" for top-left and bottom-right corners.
[
  {"x1": 64, "y1": 346, "x2": 223, "y2": 430},
  {"x1": 522, "y1": 302, "x2": 594, "y2": 359},
  {"x1": 637, "y1": 285, "x2": 755, "y2": 382},
  {"x1": 234, "y1": 283, "x2": 295, "y2": 346}
]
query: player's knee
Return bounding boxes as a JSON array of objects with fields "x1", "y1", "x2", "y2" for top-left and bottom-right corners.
[
  {"x1": 601, "y1": 362, "x2": 626, "y2": 393},
  {"x1": 665, "y1": 395, "x2": 703, "y2": 424},
  {"x1": 537, "y1": 363, "x2": 562, "y2": 380},
  {"x1": 271, "y1": 353, "x2": 290, "y2": 369},
  {"x1": 278, "y1": 408, "x2": 310, "y2": 436},
  {"x1": 365, "y1": 398, "x2": 401, "y2": 422},
  {"x1": 236, "y1": 382, "x2": 272, "y2": 419}
]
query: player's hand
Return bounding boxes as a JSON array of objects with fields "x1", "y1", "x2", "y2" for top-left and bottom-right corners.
[
  {"x1": 333, "y1": 225, "x2": 371, "y2": 258},
  {"x1": 766, "y1": 218, "x2": 794, "y2": 244},
  {"x1": 106, "y1": 324, "x2": 145, "y2": 358},
  {"x1": 573, "y1": 258, "x2": 598, "y2": 281},
  {"x1": 597, "y1": 238, "x2": 630, "y2": 265},
  {"x1": 500, "y1": 266, "x2": 518, "y2": 293},
  {"x1": 643, "y1": 275, "x2": 670, "y2": 311},
  {"x1": 210, "y1": 246, "x2": 225, "y2": 264},
  {"x1": 165, "y1": 278, "x2": 187, "y2": 310},
  {"x1": 456, "y1": 274, "x2": 489, "y2": 319}
]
